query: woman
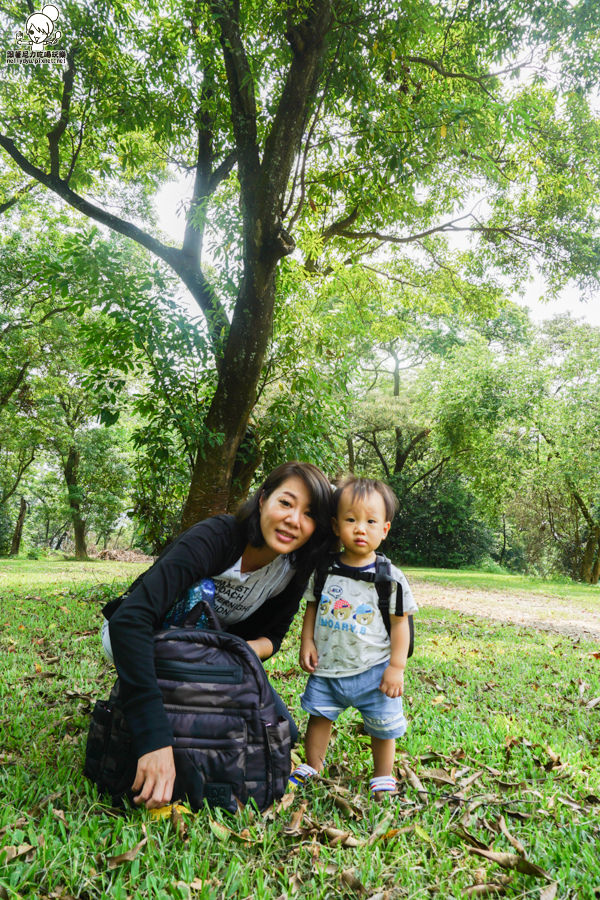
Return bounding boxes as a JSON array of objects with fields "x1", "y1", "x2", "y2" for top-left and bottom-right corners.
[{"x1": 101, "y1": 461, "x2": 333, "y2": 809}]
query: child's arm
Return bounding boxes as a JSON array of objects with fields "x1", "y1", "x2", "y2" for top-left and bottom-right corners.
[
  {"x1": 299, "y1": 601, "x2": 319, "y2": 673},
  {"x1": 379, "y1": 613, "x2": 411, "y2": 697}
]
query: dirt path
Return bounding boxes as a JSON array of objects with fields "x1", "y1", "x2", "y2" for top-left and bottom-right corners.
[{"x1": 412, "y1": 579, "x2": 600, "y2": 643}]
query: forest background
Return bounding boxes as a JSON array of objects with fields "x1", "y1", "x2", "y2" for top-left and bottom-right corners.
[{"x1": 1, "y1": 0, "x2": 600, "y2": 583}]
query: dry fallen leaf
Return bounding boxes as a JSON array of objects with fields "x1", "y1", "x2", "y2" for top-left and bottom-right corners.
[
  {"x1": 0, "y1": 843, "x2": 35, "y2": 863},
  {"x1": 463, "y1": 884, "x2": 507, "y2": 897},
  {"x1": 539, "y1": 883, "x2": 558, "y2": 900},
  {"x1": 403, "y1": 764, "x2": 428, "y2": 800},
  {"x1": 52, "y1": 807, "x2": 68, "y2": 828},
  {"x1": 171, "y1": 805, "x2": 188, "y2": 842},
  {"x1": 333, "y1": 794, "x2": 361, "y2": 818},
  {"x1": 289, "y1": 872, "x2": 303, "y2": 894},
  {"x1": 421, "y1": 767, "x2": 456, "y2": 786},
  {"x1": 276, "y1": 791, "x2": 296, "y2": 812},
  {"x1": 467, "y1": 847, "x2": 551, "y2": 880},
  {"x1": 323, "y1": 826, "x2": 361, "y2": 847},
  {"x1": 367, "y1": 812, "x2": 395, "y2": 845},
  {"x1": 453, "y1": 826, "x2": 490, "y2": 851},
  {"x1": 285, "y1": 801, "x2": 307, "y2": 834},
  {"x1": 498, "y1": 815, "x2": 525, "y2": 856},
  {"x1": 106, "y1": 833, "x2": 148, "y2": 869},
  {"x1": 341, "y1": 868, "x2": 367, "y2": 894},
  {"x1": 0, "y1": 816, "x2": 27, "y2": 837},
  {"x1": 149, "y1": 803, "x2": 188, "y2": 820}
]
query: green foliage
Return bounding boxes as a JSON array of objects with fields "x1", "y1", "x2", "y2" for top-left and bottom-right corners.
[
  {"x1": 426, "y1": 316, "x2": 600, "y2": 580},
  {"x1": 2, "y1": 0, "x2": 600, "y2": 524},
  {"x1": 388, "y1": 472, "x2": 494, "y2": 568}
]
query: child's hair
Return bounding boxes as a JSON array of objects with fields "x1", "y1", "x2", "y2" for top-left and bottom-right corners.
[{"x1": 333, "y1": 475, "x2": 399, "y2": 522}]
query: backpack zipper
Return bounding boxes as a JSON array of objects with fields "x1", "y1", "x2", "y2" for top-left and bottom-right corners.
[{"x1": 155, "y1": 659, "x2": 243, "y2": 684}]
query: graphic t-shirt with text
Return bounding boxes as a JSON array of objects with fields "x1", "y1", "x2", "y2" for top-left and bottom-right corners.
[{"x1": 306, "y1": 559, "x2": 417, "y2": 678}]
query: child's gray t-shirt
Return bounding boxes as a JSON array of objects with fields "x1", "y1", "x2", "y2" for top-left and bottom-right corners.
[{"x1": 305, "y1": 560, "x2": 417, "y2": 678}]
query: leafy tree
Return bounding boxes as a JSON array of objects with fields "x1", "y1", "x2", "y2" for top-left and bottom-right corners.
[
  {"x1": 429, "y1": 317, "x2": 600, "y2": 582},
  {"x1": 1, "y1": 0, "x2": 599, "y2": 528},
  {"x1": 387, "y1": 470, "x2": 493, "y2": 568}
]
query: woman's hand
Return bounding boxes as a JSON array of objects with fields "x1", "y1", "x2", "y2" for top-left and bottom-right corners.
[
  {"x1": 300, "y1": 637, "x2": 318, "y2": 673},
  {"x1": 132, "y1": 746, "x2": 176, "y2": 808}
]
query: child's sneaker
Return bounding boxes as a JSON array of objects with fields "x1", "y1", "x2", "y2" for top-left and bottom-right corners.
[
  {"x1": 369, "y1": 775, "x2": 397, "y2": 802},
  {"x1": 288, "y1": 763, "x2": 318, "y2": 787}
]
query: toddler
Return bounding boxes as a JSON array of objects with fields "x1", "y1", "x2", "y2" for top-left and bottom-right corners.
[{"x1": 291, "y1": 476, "x2": 417, "y2": 799}]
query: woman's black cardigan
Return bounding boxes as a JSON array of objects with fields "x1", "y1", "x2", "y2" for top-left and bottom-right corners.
[{"x1": 102, "y1": 515, "x2": 307, "y2": 757}]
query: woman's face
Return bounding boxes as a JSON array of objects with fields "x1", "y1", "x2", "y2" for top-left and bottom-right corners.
[{"x1": 259, "y1": 475, "x2": 316, "y2": 556}]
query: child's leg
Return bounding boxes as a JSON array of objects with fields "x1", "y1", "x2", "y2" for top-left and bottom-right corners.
[
  {"x1": 371, "y1": 736, "x2": 396, "y2": 777},
  {"x1": 305, "y1": 714, "x2": 333, "y2": 771}
]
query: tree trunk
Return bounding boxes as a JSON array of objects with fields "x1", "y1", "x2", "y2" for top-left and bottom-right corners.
[
  {"x1": 178, "y1": 0, "x2": 333, "y2": 530},
  {"x1": 226, "y1": 428, "x2": 263, "y2": 512},
  {"x1": 591, "y1": 536, "x2": 600, "y2": 585},
  {"x1": 579, "y1": 525, "x2": 600, "y2": 583},
  {"x1": 499, "y1": 514, "x2": 507, "y2": 566},
  {"x1": 180, "y1": 263, "x2": 280, "y2": 527},
  {"x1": 347, "y1": 436, "x2": 355, "y2": 473},
  {"x1": 63, "y1": 446, "x2": 88, "y2": 559},
  {"x1": 54, "y1": 530, "x2": 68, "y2": 550},
  {"x1": 10, "y1": 496, "x2": 27, "y2": 556}
]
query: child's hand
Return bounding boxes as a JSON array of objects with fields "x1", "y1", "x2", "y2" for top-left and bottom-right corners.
[
  {"x1": 379, "y1": 664, "x2": 404, "y2": 697},
  {"x1": 300, "y1": 638, "x2": 318, "y2": 673}
]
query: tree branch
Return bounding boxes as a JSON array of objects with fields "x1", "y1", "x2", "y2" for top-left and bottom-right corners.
[
  {"x1": 395, "y1": 428, "x2": 431, "y2": 475},
  {"x1": 0, "y1": 133, "x2": 230, "y2": 353},
  {"x1": 355, "y1": 431, "x2": 391, "y2": 479},
  {"x1": 0, "y1": 361, "x2": 29, "y2": 409},
  {"x1": 260, "y1": 0, "x2": 333, "y2": 220},
  {"x1": 286, "y1": 31, "x2": 342, "y2": 227},
  {"x1": 209, "y1": 150, "x2": 237, "y2": 193},
  {"x1": 326, "y1": 210, "x2": 479, "y2": 245},
  {"x1": 570, "y1": 486, "x2": 596, "y2": 529},
  {"x1": 209, "y1": 0, "x2": 260, "y2": 189},
  {"x1": 402, "y1": 456, "x2": 452, "y2": 497},
  {"x1": 0, "y1": 448, "x2": 36, "y2": 505},
  {"x1": 0, "y1": 180, "x2": 36, "y2": 215},
  {"x1": 406, "y1": 55, "x2": 498, "y2": 99},
  {"x1": 46, "y1": 50, "x2": 76, "y2": 179}
]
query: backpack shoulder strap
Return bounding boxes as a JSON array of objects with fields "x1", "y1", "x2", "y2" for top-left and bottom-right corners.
[
  {"x1": 312, "y1": 553, "x2": 338, "y2": 602},
  {"x1": 373, "y1": 553, "x2": 413, "y2": 657},
  {"x1": 374, "y1": 553, "x2": 393, "y2": 634}
]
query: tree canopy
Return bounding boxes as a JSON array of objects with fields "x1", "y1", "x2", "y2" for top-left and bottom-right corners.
[{"x1": 2, "y1": 0, "x2": 599, "y2": 527}]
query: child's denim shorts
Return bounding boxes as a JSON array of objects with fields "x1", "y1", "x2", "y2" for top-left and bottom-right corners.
[{"x1": 300, "y1": 660, "x2": 407, "y2": 740}]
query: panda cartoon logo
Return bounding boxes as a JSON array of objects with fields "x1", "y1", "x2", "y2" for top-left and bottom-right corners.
[
  {"x1": 18, "y1": 5, "x2": 61, "y2": 51},
  {"x1": 353, "y1": 603, "x2": 375, "y2": 627},
  {"x1": 332, "y1": 598, "x2": 352, "y2": 621}
]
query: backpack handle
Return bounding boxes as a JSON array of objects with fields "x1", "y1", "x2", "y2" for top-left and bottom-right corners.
[{"x1": 183, "y1": 600, "x2": 222, "y2": 631}]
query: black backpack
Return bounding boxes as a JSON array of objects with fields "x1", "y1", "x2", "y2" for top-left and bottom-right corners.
[
  {"x1": 312, "y1": 552, "x2": 414, "y2": 657},
  {"x1": 84, "y1": 602, "x2": 291, "y2": 813}
]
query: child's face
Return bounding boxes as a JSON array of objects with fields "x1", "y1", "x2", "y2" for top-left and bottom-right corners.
[{"x1": 332, "y1": 488, "x2": 391, "y2": 564}]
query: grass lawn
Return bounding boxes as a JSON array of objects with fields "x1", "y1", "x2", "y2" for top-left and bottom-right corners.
[
  {"x1": 403, "y1": 567, "x2": 600, "y2": 608},
  {"x1": 0, "y1": 559, "x2": 149, "y2": 593},
  {"x1": 1, "y1": 562, "x2": 599, "y2": 898}
]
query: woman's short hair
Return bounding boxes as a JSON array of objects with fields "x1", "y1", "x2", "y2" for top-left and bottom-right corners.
[{"x1": 236, "y1": 461, "x2": 334, "y2": 573}]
